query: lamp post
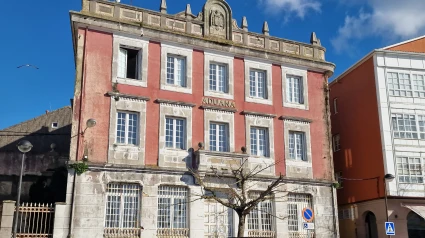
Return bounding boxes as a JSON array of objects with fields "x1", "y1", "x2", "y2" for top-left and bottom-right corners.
[
  {"x1": 384, "y1": 173, "x2": 395, "y2": 237},
  {"x1": 13, "y1": 140, "x2": 33, "y2": 238}
]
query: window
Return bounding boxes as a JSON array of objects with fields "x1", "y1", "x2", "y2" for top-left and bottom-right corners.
[
  {"x1": 388, "y1": 72, "x2": 412, "y2": 97},
  {"x1": 204, "y1": 201, "x2": 233, "y2": 237},
  {"x1": 333, "y1": 134, "x2": 341, "y2": 152},
  {"x1": 413, "y1": 74, "x2": 425, "y2": 97},
  {"x1": 51, "y1": 122, "x2": 58, "y2": 129},
  {"x1": 209, "y1": 63, "x2": 228, "y2": 93},
  {"x1": 157, "y1": 186, "x2": 188, "y2": 231},
  {"x1": 333, "y1": 98, "x2": 338, "y2": 114},
  {"x1": 118, "y1": 47, "x2": 139, "y2": 79},
  {"x1": 288, "y1": 132, "x2": 306, "y2": 161},
  {"x1": 209, "y1": 122, "x2": 229, "y2": 152},
  {"x1": 392, "y1": 114, "x2": 418, "y2": 139},
  {"x1": 165, "y1": 117, "x2": 186, "y2": 149},
  {"x1": 104, "y1": 183, "x2": 141, "y2": 234},
  {"x1": 288, "y1": 193, "x2": 312, "y2": 236},
  {"x1": 248, "y1": 197, "x2": 274, "y2": 234},
  {"x1": 167, "y1": 55, "x2": 186, "y2": 87},
  {"x1": 396, "y1": 157, "x2": 424, "y2": 183},
  {"x1": 116, "y1": 112, "x2": 138, "y2": 145},
  {"x1": 250, "y1": 127, "x2": 269, "y2": 157},
  {"x1": 250, "y1": 69, "x2": 267, "y2": 99},
  {"x1": 286, "y1": 75, "x2": 303, "y2": 104},
  {"x1": 418, "y1": 115, "x2": 425, "y2": 139}
]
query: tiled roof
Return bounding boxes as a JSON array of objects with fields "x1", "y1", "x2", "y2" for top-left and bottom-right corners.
[{"x1": 0, "y1": 106, "x2": 72, "y2": 154}]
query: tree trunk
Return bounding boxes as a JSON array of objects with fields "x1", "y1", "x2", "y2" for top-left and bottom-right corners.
[{"x1": 237, "y1": 212, "x2": 246, "y2": 237}]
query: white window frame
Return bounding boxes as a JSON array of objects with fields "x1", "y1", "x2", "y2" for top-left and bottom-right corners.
[
  {"x1": 165, "y1": 117, "x2": 186, "y2": 150},
  {"x1": 116, "y1": 111, "x2": 139, "y2": 145},
  {"x1": 250, "y1": 127, "x2": 270, "y2": 157},
  {"x1": 104, "y1": 183, "x2": 141, "y2": 233},
  {"x1": 333, "y1": 98, "x2": 338, "y2": 114},
  {"x1": 249, "y1": 69, "x2": 268, "y2": 99},
  {"x1": 51, "y1": 122, "x2": 58, "y2": 129},
  {"x1": 161, "y1": 43, "x2": 193, "y2": 94},
  {"x1": 333, "y1": 134, "x2": 341, "y2": 152},
  {"x1": 166, "y1": 55, "x2": 187, "y2": 87},
  {"x1": 204, "y1": 52, "x2": 234, "y2": 99},
  {"x1": 209, "y1": 122, "x2": 230, "y2": 152},
  {"x1": 391, "y1": 113, "x2": 419, "y2": 139},
  {"x1": 282, "y1": 66, "x2": 309, "y2": 110},
  {"x1": 288, "y1": 131, "x2": 306, "y2": 161},
  {"x1": 244, "y1": 59, "x2": 273, "y2": 105},
  {"x1": 157, "y1": 186, "x2": 189, "y2": 231},
  {"x1": 286, "y1": 75, "x2": 303, "y2": 104},
  {"x1": 247, "y1": 196, "x2": 274, "y2": 234},
  {"x1": 287, "y1": 193, "x2": 313, "y2": 236},
  {"x1": 209, "y1": 63, "x2": 228, "y2": 93},
  {"x1": 112, "y1": 35, "x2": 149, "y2": 87},
  {"x1": 396, "y1": 157, "x2": 424, "y2": 184}
]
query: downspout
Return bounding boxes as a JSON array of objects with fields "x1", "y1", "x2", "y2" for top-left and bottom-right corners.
[
  {"x1": 324, "y1": 71, "x2": 339, "y2": 238},
  {"x1": 69, "y1": 26, "x2": 88, "y2": 238}
]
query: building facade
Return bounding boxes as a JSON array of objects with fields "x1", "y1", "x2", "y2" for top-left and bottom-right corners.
[
  {"x1": 331, "y1": 36, "x2": 425, "y2": 238},
  {"x1": 66, "y1": 0, "x2": 338, "y2": 237}
]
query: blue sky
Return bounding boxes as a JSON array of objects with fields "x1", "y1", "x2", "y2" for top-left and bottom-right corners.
[{"x1": 1, "y1": 0, "x2": 425, "y2": 129}]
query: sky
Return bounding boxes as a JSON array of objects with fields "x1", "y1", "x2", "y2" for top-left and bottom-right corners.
[{"x1": 1, "y1": 0, "x2": 425, "y2": 129}]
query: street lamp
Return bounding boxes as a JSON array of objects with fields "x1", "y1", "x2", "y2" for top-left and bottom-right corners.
[
  {"x1": 13, "y1": 140, "x2": 33, "y2": 238},
  {"x1": 384, "y1": 173, "x2": 395, "y2": 237}
]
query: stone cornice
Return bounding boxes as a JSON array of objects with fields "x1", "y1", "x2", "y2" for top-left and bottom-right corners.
[
  {"x1": 279, "y1": 115, "x2": 313, "y2": 123},
  {"x1": 155, "y1": 98, "x2": 196, "y2": 108},
  {"x1": 200, "y1": 105, "x2": 237, "y2": 113},
  {"x1": 106, "y1": 91, "x2": 150, "y2": 101},
  {"x1": 242, "y1": 110, "x2": 277, "y2": 118}
]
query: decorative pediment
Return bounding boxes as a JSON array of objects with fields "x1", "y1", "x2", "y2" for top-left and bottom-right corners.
[{"x1": 203, "y1": 0, "x2": 232, "y2": 40}]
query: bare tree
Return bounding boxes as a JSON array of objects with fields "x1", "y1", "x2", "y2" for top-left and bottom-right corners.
[{"x1": 190, "y1": 159, "x2": 284, "y2": 237}]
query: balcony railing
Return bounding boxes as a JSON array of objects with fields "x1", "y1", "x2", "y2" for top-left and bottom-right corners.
[
  {"x1": 15, "y1": 203, "x2": 55, "y2": 238},
  {"x1": 157, "y1": 228, "x2": 189, "y2": 237},
  {"x1": 248, "y1": 230, "x2": 276, "y2": 237},
  {"x1": 104, "y1": 228, "x2": 142, "y2": 237}
]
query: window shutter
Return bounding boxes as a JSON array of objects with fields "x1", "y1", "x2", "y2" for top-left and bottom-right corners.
[{"x1": 118, "y1": 48, "x2": 127, "y2": 78}]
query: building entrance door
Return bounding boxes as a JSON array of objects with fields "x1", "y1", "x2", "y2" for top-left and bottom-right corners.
[
  {"x1": 365, "y1": 212, "x2": 378, "y2": 238},
  {"x1": 204, "y1": 200, "x2": 233, "y2": 238},
  {"x1": 408, "y1": 211, "x2": 425, "y2": 238}
]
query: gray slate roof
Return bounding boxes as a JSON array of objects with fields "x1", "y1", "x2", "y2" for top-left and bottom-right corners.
[{"x1": 0, "y1": 106, "x2": 72, "y2": 154}]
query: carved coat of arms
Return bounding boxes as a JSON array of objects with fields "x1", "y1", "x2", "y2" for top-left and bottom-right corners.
[{"x1": 210, "y1": 10, "x2": 224, "y2": 30}]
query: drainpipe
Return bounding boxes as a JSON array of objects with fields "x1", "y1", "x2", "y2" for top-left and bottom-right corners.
[{"x1": 68, "y1": 26, "x2": 88, "y2": 238}]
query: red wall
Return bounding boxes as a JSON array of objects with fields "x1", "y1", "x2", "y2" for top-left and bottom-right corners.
[
  {"x1": 77, "y1": 29, "x2": 331, "y2": 179},
  {"x1": 330, "y1": 57, "x2": 385, "y2": 205}
]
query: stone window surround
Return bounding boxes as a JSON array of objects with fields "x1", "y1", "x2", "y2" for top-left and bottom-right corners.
[
  {"x1": 245, "y1": 114, "x2": 275, "y2": 174},
  {"x1": 204, "y1": 51, "x2": 235, "y2": 100},
  {"x1": 244, "y1": 59, "x2": 273, "y2": 105},
  {"x1": 160, "y1": 43, "x2": 193, "y2": 94},
  {"x1": 112, "y1": 34, "x2": 149, "y2": 87},
  {"x1": 284, "y1": 119, "x2": 312, "y2": 167},
  {"x1": 158, "y1": 103, "x2": 193, "y2": 168},
  {"x1": 282, "y1": 66, "x2": 309, "y2": 110},
  {"x1": 204, "y1": 109, "x2": 235, "y2": 152},
  {"x1": 108, "y1": 96, "x2": 147, "y2": 166}
]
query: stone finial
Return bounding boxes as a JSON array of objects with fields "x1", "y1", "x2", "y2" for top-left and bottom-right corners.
[
  {"x1": 160, "y1": 0, "x2": 167, "y2": 13},
  {"x1": 241, "y1": 16, "x2": 248, "y2": 31},
  {"x1": 310, "y1": 32, "x2": 321, "y2": 46},
  {"x1": 262, "y1": 21, "x2": 269, "y2": 36},
  {"x1": 185, "y1": 4, "x2": 192, "y2": 17}
]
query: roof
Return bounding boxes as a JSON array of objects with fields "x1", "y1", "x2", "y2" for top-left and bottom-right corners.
[
  {"x1": 0, "y1": 106, "x2": 72, "y2": 154},
  {"x1": 382, "y1": 35, "x2": 425, "y2": 50}
]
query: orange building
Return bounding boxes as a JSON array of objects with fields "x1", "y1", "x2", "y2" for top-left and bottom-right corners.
[{"x1": 331, "y1": 36, "x2": 425, "y2": 238}]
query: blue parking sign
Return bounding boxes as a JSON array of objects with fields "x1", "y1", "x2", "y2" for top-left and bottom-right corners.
[{"x1": 385, "y1": 222, "x2": 395, "y2": 235}]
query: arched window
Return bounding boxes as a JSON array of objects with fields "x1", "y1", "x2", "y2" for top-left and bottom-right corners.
[{"x1": 407, "y1": 211, "x2": 425, "y2": 238}]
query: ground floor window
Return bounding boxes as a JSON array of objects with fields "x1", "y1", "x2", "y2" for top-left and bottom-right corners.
[
  {"x1": 247, "y1": 193, "x2": 275, "y2": 237},
  {"x1": 287, "y1": 193, "x2": 313, "y2": 238},
  {"x1": 204, "y1": 200, "x2": 233, "y2": 238},
  {"x1": 104, "y1": 183, "x2": 141, "y2": 236},
  {"x1": 408, "y1": 211, "x2": 425, "y2": 238},
  {"x1": 157, "y1": 186, "x2": 189, "y2": 237}
]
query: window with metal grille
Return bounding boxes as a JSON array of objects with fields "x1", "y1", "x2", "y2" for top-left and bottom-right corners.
[
  {"x1": 388, "y1": 72, "x2": 412, "y2": 97},
  {"x1": 249, "y1": 69, "x2": 267, "y2": 99},
  {"x1": 288, "y1": 193, "x2": 313, "y2": 236},
  {"x1": 289, "y1": 131, "x2": 306, "y2": 161},
  {"x1": 167, "y1": 55, "x2": 186, "y2": 87},
  {"x1": 286, "y1": 75, "x2": 303, "y2": 104},
  {"x1": 209, "y1": 122, "x2": 229, "y2": 152},
  {"x1": 209, "y1": 63, "x2": 228, "y2": 93},
  {"x1": 104, "y1": 184, "x2": 141, "y2": 232},
  {"x1": 204, "y1": 200, "x2": 233, "y2": 238},
  {"x1": 116, "y1": 112, "x2": 139, "y2": 145},
  {"x1": 250, "y1": 127, "x2": 269, "y2": 157},
  {"x1": 396, "y1": 157, "x2": 424, "y2": 183},
  {"x1": 247, "y1": 199, "x2": 274, "y2": 233},
  {"x1": 392, "y1": 114, "x2": 418, "y2": 139},
  {"x1": 165, "y1": 117, "x2": 186, "y2": 149},
  {"x1": 157, "y1": 186, "x2": 188, "y2": 230},
  {"x1": 333, "y1": 134, "x2": 341, "y2": 152},
  {"x1": 118, "y1": 47, "x2": 140, "y2": 80}
]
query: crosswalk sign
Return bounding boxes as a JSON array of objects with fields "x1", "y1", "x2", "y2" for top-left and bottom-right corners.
[{"x1": 385, "y1": 222, "x2": 395, "y2": 235}]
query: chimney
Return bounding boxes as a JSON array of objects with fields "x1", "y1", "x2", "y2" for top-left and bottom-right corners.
[{"x1": 46, "y1": 110, "x2": 49, "y2": 114}]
